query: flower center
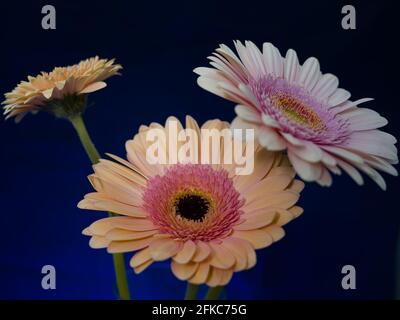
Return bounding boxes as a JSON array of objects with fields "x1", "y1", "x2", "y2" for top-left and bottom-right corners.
[
  {"x1": 142, "y1": 164, "x2": 244, "y2": 241},
  {"x1": 270, "y1": 92, "x2": 326, "y2": 132},
  {"x1": 250, "y1": 75, "x2": 350, "y2": 144},
  {"x1": 173, "y1": 191, "x2": 211, "y2": 222}
]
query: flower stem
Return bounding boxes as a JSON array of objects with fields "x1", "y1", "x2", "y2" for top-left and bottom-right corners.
[
  {"x1": 70, "y1": 115, "x2": 101, "y2": 164},
  {"x1": 69, "y1": 114, "x2": 131, "y2": 300},
  {"x1": 204, "y1": 286, "x2": 223, "y2": 300},
  {"x1": 184, "y1": 283, "x2": 199, "y2": 300}
]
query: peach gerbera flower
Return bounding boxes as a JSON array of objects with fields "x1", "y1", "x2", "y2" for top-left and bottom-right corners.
[
  {"x1": 3, "y1": 56, "x2": 121, "y2": 121},
  {"x1": 194, "y1": 41, "x2": 398, "y2": 189},
  {"x1": 78, "y1": 116, "x2": 304, "y2": 287}
]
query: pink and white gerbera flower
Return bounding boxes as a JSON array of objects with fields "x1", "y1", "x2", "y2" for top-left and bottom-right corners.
[{"x1": 194, "y1": 41, "x2": 398, "y2": 189}]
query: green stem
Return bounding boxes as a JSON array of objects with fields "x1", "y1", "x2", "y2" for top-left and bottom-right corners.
[
  {"x1": 69, "y1": 114, "x2": 131, "y2": 300},
  {"x1": 70, "y1": 115, "x2": 101, "y2": 164},
  {"x1": 204, "y1": 286, "x2": 223, "y2": 300},
  {"x1": 184, "y1": 283, "x2": 199, "y2": 300}
]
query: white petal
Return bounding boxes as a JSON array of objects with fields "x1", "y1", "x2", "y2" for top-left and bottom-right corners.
[
  {"x1": 258, "y1": 127, "x2": 287, "y2": 151},
  {"x1": 262, "y1": 42, "x2": 283, "y2": 77},
  {"x1": 321, "y1": 145, "x2": 364, "y2": 164},
  {"x1": 235, "y1": 104, "x2": 261, "y2": 123},
  {"x1": 287, "y1": 150, "x2": 323, "y2": 181},
  {"x1": 311, "y1": 73, "x2": 339, "y2": 100},
  {"x1": 298, "y1": 57, "x2": 320, "y2": 90},
  {"x1": 328, "y1": 88, "x2": 351, "y2": 106},
  {"x1": 261, "y1": 113, "x2": 280, "y2": 128},
  {"x1": 336, "y1": 159, "x2": 364, "y2": 186},
  {"x1": 289, "y1": 142, "x2": 323, "y2": 163},
  {"x1": 284, "y1": 49, "x2": 300, "y2": 83}
]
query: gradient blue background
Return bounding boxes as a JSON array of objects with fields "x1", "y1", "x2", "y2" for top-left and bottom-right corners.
[{"x1": 0, "y1": 0, "x2": 399, "y2": 299}]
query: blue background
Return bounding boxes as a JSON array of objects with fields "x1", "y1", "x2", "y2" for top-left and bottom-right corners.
[{"x1": 0, "y1": 0, "x2": 399, "y2": 299}]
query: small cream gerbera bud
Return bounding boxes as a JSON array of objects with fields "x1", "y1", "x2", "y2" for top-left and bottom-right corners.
[{"x1": 2, "y1": 56, "x2": 122, "y2": 121}]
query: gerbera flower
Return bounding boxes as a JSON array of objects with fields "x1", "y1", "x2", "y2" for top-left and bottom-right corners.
[
  {"x1": 78, "y1": 116, "x2": 304, "y2": 287},
  {"x1": 3, "y1": 56, "x2": 121, "y2": 121},
  {"x1": 194, "y1": 41, "x2": 398, "y2": 189}
]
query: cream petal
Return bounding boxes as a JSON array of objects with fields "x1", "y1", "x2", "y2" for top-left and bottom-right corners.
[
  {"x1": 231, "y1": 229, "x2": 273, "y2": 249},
  {"x1": 274, "y1": 209, "x2": 295, "y2": 226},
  {"x1": 107, "y1": 237, "x2": 153, "y2": 253},
  {"x1": 268, "y1": 166, "x2": 296, "y2": 179},
  {"x1": 87, "y1": 174, "x2": 143, "y2": 206},
  {"x1": 209, "y1": 242, "x2": 236, "y2": 269},
  {"x1": 130, "y1": 247, "x2": 152, "y2": 268},
  {"x1": 288, "y1": 206, "x2": 304, "y2": 218},
  {"x1": 287, "y1": 180, "x2": 305, "y2": 193},
  {"x1": 80, "y1": 81, "x2": 107, "y2": 94},
  {"x1": 192, "y1": 241, "x2": 211, "y2": 262},
  {"x1": 206, "y1": 267, "x2": 225, "y2": 287},
  {"x1": 106, "y1": 153, "x2": 148, "y2": 180},
  {"x1": 235, "y1": 208, "x2": 277, "y2": 230},
  {"x1": 149, "y1": 238, "x2": 183, "y2": 261},
  {"x1": 188, "y1": 263, "x2": 210, "y2": 285},
  {"x1": 84, "y1": 216, "x2": 143, "y2": 236},
  {"x1": 133, "y1": 260, "x2": 153, "y2": 274},
  {"x1": 244, "y1": 190, "x2": 299, "y2": 212},
  {"x1": 89, "y1": 236, "x2": 110, "y2": 249},
  {"x1": 171, "y1": 261, "x2": 199, "y2": 281},
  {"x1": 219, "y1": 269, "x2": 234, "y2": 286},
  {"x1": 244, "y1": 174, "x2": 293, "y2": 196},
  {"x1": 98, "y1": 158, "x2": 147, "y2": 188},
  {"x1": 261, "y1": 225, "x2": 285, "y2": 242},
  {"x1": 105, "y1": 229, "x2": 157, "y2": 241},
  {"x1": 173, "y1": 240, "x2": 197, "y2": 264},
  {"x1": 112, "y1": 218, "x2": 158, "y2": 232},
  {"x1": 78, "y1": 193, "x2": 147, "y2": 218},
  {"x1": 221, "y1": 237, "x2": 254, "y2": 271},
  {"x1": 233, "y1": 147, "x2": 277, "y2": 192}
]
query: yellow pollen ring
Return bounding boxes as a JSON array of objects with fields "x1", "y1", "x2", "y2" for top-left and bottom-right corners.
[{"x1": 271, "y1": 92, "x2": 326, "y2": 132}]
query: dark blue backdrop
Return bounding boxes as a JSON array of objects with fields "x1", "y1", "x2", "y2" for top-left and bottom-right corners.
[{"x1": 0, "y1": 0, "x2": 399, "y2": 299}]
